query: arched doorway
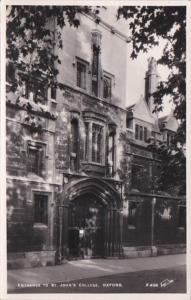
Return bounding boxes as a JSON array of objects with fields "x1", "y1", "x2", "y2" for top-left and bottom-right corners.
[
  {"x1": 57, "y1": 178, "x2": 123, "y2": 262},
  {"x1": 68, "y1": 194, "x2": 106, "y2": 259}
]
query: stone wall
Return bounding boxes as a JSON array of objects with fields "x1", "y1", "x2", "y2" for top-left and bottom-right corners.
[
  {"x1": 55, "y1": 13, "x2": 128, "y2": 109},
  {"x1": 122, "y1": 194, "x2": 186, "y2": 247},
  {"x1": 54, "y1": 84, "x2": 127, "y2": 179}
]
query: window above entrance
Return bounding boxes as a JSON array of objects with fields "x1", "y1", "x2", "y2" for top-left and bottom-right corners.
[{"x1": 84, "y1": 120, "x2": 105, "y2": 165}]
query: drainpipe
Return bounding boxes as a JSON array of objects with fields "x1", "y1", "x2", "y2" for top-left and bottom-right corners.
[
  {"x1": 151, "y1": 197, "x2": 157, "y2": 256},
  {"x1": 57, "y1": 205, "x2": 63, "y2": 264}
]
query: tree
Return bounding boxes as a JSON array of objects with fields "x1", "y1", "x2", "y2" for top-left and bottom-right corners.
[
  {"x1": 6, "y1": 6, "x2": 95, "y2": 133},
  {"x1": 8, "y1": 6, "x2": 185, "y2": 135},
  {"x1": 147, "y1": 142, "x2": 186, "y2": 196},
  {"x1": 118, "y1": 6, "x2": 186, "y2": 145},
  {"x1": 118, "y1": 6, "x2": 186, "y2": 195},
  {"x1": 6, "y1": 6, "x2": 186, "y2": 194}
]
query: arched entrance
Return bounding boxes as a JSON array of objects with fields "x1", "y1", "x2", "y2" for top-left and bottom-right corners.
[
  {"x1": 68, "y1": 194, "x2": 106, "y2": 259},
  {"x1": 57, "y1": 178, "x2": 123, "y2": 261}
]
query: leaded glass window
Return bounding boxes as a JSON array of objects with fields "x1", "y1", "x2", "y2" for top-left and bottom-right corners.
[
  {"x1": 27, "y1": 143, "x2": 45, "y2": 176},
  {"x1": 77, "y1": 61, "x2": 86, "y2": 89},
  {"x1": 84, "y1": 122, "x2": 89, "y2": 161},
  {"x1": 92, "y1": 123, "x2": 103, "y2": 163},
  {"x1": 70, "y1": 119, "x2": 79, "y2": 171},
  {"x1": 103, "y1": 75, "x2": 111, "y2": 100}
]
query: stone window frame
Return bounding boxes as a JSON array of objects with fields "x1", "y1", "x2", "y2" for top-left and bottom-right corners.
[
  {"x1": 102, "y1": 70, "x2": 114, "y2": 101},
  {"x1": 135, "y1": 123, "x2": 148, "y2": 142},
  {"x1": 131, "y1": 163, "x2": 144, "y2": 190},
  {"x1": 107, "y1": 123, "x2": 117, "y2": 177},
  {"x1": 23, "y1": 139, "x2": 48, "y2": 177},
  {"x1": 166, "y1": 131, "x2": 175, "y2": 146},
  {"x1": 83, "y1": 116, "x2": 106, "y2": 166},
  {"x1": 18, "y1": 71, "x2": 48, "y2": 105},
  {"x1": 92, "y1": 123, "x2": 104, "y2": 163},
  {"x1": 135, "y1": 124, "x2": 139, "y2": 140},
  {"x1": 33, "y1": 193, "x2": 49, "y2": 226},
  {"x1": 69, "y1": 111, "x2": 81, "y2": 173},
  {"x1": 75, "y1": 57, "x2": 89, "y2": 91},
  {"x1": 127, "y1": 200, "x2": 140, "y2": 230},
  {"x1": 144, "y1": 127, "x2": 148, "y2": 142},
  {"x1": 70, "y1": 118, "x2": 80, "y2": 172},
  {"x1": 32, "y1": 191, "x2": 52, "y2": 229}
]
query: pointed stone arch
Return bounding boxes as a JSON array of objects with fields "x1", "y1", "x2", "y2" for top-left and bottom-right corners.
[
  {"x1": 58, "y1": 177, "x2": 122, "y2": 208},
  {"x1": 57, "y1": 178, "x2": 123, "y2": 261}
]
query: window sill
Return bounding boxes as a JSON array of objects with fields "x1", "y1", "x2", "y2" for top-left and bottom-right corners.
[
  {"x1": 7, "y1": 96, "x2": 57, "y2": 120},
  {"x1": 50, "y1": 98, "x2": 57, "y2": 104},
  {"x1": 126, "y1": 128, "x2": 134, "y2": 133},
  {"x1": 27, "y1": 173, "x2": 44, "y2": 180},
  {"x1": 76, "y1": 86, "x2": 87, "y2": 92},
  {"x1": 128, "y1": 225, "x2": 136, "y2": 230},
  {"x1": 103, "y1": 97, "x2": 111, "y2": 102},
  {"x1": 70, "y1": 152, "x2": 77, "y2": 158},
  {"x1": 82, "y1": 161, "x2": 105, "y2": 167},
  {"x1": 33, "y1": 223, "x2": 48, "y2": 229},
  {"x1": 178, "y1": 227, "x2": 185, "y2": 231}
]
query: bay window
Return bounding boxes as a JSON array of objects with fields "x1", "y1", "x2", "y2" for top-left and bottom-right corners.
[
  {"x1": 84, "y1": 121, "x2": 105, "y2": 165},
  {"x1": 84, "y1": 122, "x2": 89, "y2": 161},
  {"x1": 108, "y1": 124, "x2": 116, "y2": 177},
  {"x1": 135, "y1": 124, "x2": 148, "y2": 142},
  {"x1": 92, "y1": 123, "x2": 103, "y2": 163}
]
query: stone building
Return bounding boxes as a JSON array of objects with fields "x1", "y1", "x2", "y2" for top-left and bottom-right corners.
[{"x1": 6, "y1": 8, "x2": 186, "y2": 268}]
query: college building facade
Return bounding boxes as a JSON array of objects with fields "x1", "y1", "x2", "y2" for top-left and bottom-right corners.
[{"x1": 6, "y1": 8, "x2": 186, "y2": 268}]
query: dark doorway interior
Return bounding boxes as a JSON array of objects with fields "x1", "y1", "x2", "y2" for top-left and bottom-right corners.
[{"x1": 68, "y1": 194, "x2": 106, "y2": 259}]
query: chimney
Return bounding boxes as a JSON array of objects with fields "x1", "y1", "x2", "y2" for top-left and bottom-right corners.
[{"x1": 145, "y1": 57, "x2": 160, "y2": 117}]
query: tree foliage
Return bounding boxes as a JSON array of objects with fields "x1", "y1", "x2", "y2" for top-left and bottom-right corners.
[
  {"x1": 6, "y1": 6, "x2": 186, "y2": 194},
  {"x1": 6, "y1": 6, "x2": 92, "y2": 86},
  {"x1": 6, "y1": 6, "x2": 94, "y2": 133},
  {"x1": 118, "y1": 6, "x2": 186, "y2": 145},
  {"x1": 148, "y1": 142, "x2": 186, "y2": 195},
  {"x1": 118, "y1": 6, "x2": 186, "y2": 195}
]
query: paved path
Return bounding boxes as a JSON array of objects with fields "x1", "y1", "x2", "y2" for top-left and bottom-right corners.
[
  {"x1": 11, "y1": 265, "x2": 186, "y2": 294},
  {"x1": 8, "y1": 254, "x2": 186, "y2": 292}
]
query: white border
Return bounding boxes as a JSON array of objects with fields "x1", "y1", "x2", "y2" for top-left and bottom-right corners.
[{"x1": 1, "y1": 1, "x2": 191, "y2": 300}]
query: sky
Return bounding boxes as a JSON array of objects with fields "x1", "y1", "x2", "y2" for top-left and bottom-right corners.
[
  {"x1": 103, "y1": 6, "x2": 172, "y2": 117},
  {"x1": 126, "y1": 41, "x2": 172, "y2": 117}
]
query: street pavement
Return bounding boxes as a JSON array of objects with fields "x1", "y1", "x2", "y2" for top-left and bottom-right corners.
[{"x1": 7, "y1": 254, "x2": 186, "y2": 294}]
